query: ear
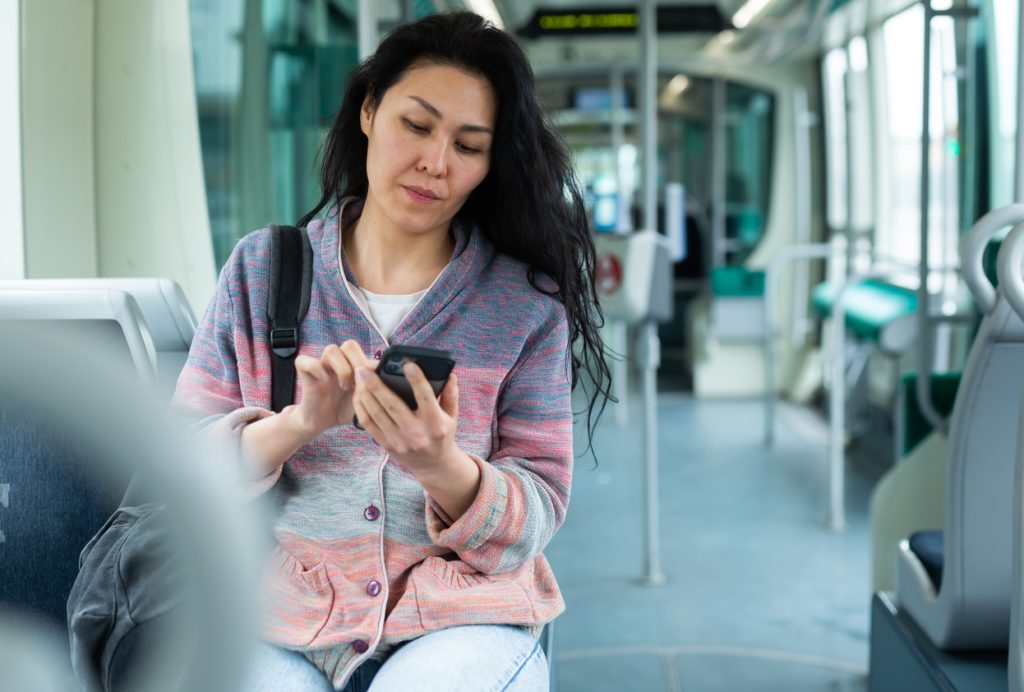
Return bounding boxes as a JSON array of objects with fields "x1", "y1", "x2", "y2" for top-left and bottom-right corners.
[{"x1": 359, "y1": 89, "x2": 375, "y2": 137}]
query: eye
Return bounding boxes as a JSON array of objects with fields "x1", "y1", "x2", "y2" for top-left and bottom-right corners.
[
  {"x1": 455, "y1": 141, "x2": 482, "y2": 155},
  {"x1": 403, "y1": 118, "x2": 429, "y2": 134}
]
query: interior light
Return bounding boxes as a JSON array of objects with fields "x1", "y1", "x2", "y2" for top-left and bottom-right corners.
[
  {"x1": 732, "y1": 0, "x2": 772, "y2": 29},
  {"x1": 465, "y1": 0, "x2": 506, "y2": 30}
]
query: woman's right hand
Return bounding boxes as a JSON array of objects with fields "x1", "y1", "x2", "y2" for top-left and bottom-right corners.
[{"x1": 292, "y1": 340, "x2": 374, "y2": 435}]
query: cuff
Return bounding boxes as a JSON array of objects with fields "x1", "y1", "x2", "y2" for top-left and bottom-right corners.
[
  {"x1": 425, "y1": 454, "x2": 509, "y2": 552},
  {"x1": 199, "y1": 407, "x2": 282, "y2": 498}
]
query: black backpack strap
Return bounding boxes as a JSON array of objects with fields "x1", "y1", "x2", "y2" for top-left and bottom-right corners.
[{"x1": 268, "y1": 224, "x2": 313, "y2": 413}]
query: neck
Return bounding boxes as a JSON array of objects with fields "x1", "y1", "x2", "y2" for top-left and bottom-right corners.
[{"x1": 344, "y1": 199, "x2": 453, "y2": 295}]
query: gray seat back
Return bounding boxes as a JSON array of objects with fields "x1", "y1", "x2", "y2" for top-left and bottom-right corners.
[
  {"x1": 897, "y1": 204, "x2": 1024, "y2": 649},
  {"x1": 0, "y1": 289, "x2": 158, "y2": 385},
  {"x1": 0, "y1": 279, "x2": 195, "y2": 394},
  {"x1": 997, "y1": 220, "x2": 1024, "y2": 691}
]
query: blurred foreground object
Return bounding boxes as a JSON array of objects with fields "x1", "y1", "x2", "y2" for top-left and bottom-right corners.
[{"x1": 0, "y1": 324, "x2": 263, "y2": 691}]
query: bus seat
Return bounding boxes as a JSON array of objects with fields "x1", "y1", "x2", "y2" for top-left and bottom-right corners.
[
  {"x1": 895, "y1": 204, "x2": 1024, "y2": 649},
  {"x1": 811, "y1": 279, "x2": 918, "y2": 355},
  {"x1": 998, "y1": 219, "x2": 1024, "y2": 691},
  {"x1": 869, "y1": 431, "x2": 946, "y2": 592},
  {"x1": 1012, "y1": 399, "x2": 1024, "y2": 692},
  {"x1": 0, "y1": 289, "x2": 158, "y2": 385},
  {"x1": 0, "y1": 291, "x2": 161, "y2": 626},
  {"x1": 0, "y1": 329, "x2": 260, "y2": 691},
  {"x1": 0, "y1": 279, "x2": 195, "y2": 396},
  {"x1": 0, "y1": 402, "x2": 123, "y2": 625}
]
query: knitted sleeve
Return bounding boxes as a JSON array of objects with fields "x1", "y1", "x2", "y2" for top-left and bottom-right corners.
[
  {"x1": 425, "y1": 301, "x2": 573, "y2": 574},
  {"x1": 171, "y1": 236, "x2": 282, "y2": 495}
]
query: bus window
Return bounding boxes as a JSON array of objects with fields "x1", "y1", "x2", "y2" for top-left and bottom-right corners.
[
  {"x1": 189, "y1": 0, "x2": 361, "y2": 269},
  {"x1": 989, "y1": 0, "x2": 1019, "y2": 208},
  {"x1": 847, "y1": 36, "x2": 874, "y2": 271},
  {"x1": 724, "y1": 83, "x2": 774, "y2": 266},
  {"x1": 879, "y1": 4, "x2": 925, "y2": 269},
  {"x1": 822, "y1": 48, "x2": 848, "y2": 234}
]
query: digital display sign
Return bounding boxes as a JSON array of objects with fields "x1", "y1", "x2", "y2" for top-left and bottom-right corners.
[{"x1": 518, "y1": 6, "x2": 731, "y2": 37}]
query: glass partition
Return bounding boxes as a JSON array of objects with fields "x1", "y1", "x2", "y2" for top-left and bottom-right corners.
[
  {"x1": 189, "y1": 0, "x2": 360, "y2": 268},
  {"x1": 723, "y1": 83, "x2": 775, "y2": 265}
]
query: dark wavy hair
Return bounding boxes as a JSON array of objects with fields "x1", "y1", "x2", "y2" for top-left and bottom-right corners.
[{"x1": 297, "y1": 11, "x2": 613, "y2": 456}]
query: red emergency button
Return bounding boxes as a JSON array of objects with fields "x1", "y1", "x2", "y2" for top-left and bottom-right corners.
[{"x1": 596, "y1": 253, "x2": 623, "y2": 294}]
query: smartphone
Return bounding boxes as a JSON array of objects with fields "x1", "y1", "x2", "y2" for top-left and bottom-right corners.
[{"x1": 353, "y1": 345, "x2": 455, "y2": 428}]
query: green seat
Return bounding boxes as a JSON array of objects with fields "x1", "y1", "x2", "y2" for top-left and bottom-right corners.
[
  {"x1": 899, "y1": 372, "x2": 962, "y2": 456},
  {"x1": 811, "y1": 279, "x2": 918, "y2": 349},
  {"x1": 711, "y1": 266, "x2": 765, "y2": 297}
]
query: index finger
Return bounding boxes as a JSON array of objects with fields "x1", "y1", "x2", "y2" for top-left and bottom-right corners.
[
  {"x1": 403, "y1": 362, "x2": 442, "y2": 412},
  {"x1": 339, "y1": 340, "x2": 375, "y2": 371}
]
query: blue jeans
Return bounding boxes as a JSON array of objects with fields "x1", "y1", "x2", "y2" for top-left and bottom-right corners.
[{"x1": 243, "y1": 625, "x2": 549, "y2": 691}]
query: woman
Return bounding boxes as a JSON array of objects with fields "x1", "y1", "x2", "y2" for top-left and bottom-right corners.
[{"x1": 173, "y1": 11, "x2": 611, "y2": 692}]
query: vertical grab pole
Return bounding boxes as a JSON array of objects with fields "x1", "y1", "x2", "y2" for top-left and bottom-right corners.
[
  {"x1": 915, "y1": 3, "x2": 949, "y2": 432},
  {"x1": 638, "y1": 0, "x2": 665, "y2": 586},
  {"x1": 710, "y1": 80, "x2": 728, "y2": 269},
  {"x1": 764, "y1": 245, "x2": 835, "y2": 447},
  {"x1": 792, "y1": 87, "x2": 816, "y2": 343},
  {"x1": 829, "y1": 282, "x2": 849, "y2": 532},
  {"x1": 610, "y1": 64, "x2": 630, "y2": 428},
  {"x1": 828, "y1": 269, "x2": 893, "y2": 530}
]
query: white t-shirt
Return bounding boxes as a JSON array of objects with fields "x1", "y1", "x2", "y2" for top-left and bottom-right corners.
[{"x1": 356, "y1": 287, "x2": 428, "y2": 340}]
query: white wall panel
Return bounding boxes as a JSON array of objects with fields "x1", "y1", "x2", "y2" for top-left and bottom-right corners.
[
  {"x1": 21, "y1": 0, "x2": 97, "y2": 279},
  {"x1": 0, "y1": 0, "x2": 24, "y2": 279},
  {"x1": 95, "y1": 0, "x2": 216, "y2": 312}
]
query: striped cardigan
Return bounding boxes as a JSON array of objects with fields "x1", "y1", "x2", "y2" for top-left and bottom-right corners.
[{"x1": 172, "y1": 199, "x2": 572, "y2": 688}]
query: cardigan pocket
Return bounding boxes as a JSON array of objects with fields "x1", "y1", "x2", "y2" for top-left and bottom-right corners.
[
  {"x1": 259, "y1": 544, "x2": 336, "y2": 648},
  {"x1": 412, "y1": 555, "x2": 536, "y2": 630}
]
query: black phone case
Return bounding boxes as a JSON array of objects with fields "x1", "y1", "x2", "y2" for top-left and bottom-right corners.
[
  {"x1": 353, "y1": 346, "x2": 455, "y2": 428},
  {"x1": 376, "y1": 345, "x2": 455, "y2": 410}
]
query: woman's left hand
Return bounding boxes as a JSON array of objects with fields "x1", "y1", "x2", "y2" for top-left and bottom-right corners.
[{"x1": 352, "y1": 362, "x2": 462, "y2": 478}]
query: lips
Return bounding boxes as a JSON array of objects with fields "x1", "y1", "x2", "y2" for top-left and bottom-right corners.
[{"x1": 403, "y1": 185, "x2": 440, "y2": 202}]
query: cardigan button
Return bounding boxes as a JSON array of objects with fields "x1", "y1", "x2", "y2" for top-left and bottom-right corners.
[
  {"x1": 373, "y1": 349, "x2": 383, "y2": 359},
  {"x1": 363, "y1": 504, "x2": 381, "y2": 521},
  {"x1": 366, "y1": 580, "x2": 382, "y2": 597},
  {"x1": 352, "y1": 639, "x2": 370, "y2": 654}
]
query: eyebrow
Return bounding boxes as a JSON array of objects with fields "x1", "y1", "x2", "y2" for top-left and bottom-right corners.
[{"x1": 408, "y1": 96, "x2": 493, "y2": 134}]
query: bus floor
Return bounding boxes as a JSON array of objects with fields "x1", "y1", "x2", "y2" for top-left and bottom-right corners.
[{"x1": 548, "y1": 389, "x2": 880, "y2": 691}]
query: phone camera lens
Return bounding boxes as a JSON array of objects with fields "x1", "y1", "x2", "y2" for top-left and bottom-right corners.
[{"x1": 386, "y1": 361, "x2": 402, "y2": 374}]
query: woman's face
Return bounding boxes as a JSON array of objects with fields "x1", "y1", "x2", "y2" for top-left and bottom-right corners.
[{"x1": 360, "y1": 62, "x2": 496, "y2": 238}]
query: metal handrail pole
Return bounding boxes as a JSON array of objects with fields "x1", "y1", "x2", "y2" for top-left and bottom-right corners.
[
  {"x1": 763, "y1": 243, "x2": 836, "y2": 447},
  {"x1": 915, "y1": 3, "x2": 949, "y2": 434},
  {"x1": 828, "y1": 269, "x2": 896, "y2": 531},
  {"x1": 637, "y1": 0, "x2": 665, "y2": 587}
]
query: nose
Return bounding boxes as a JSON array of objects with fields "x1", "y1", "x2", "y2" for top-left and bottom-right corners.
[{"x1": 416, "y1": 136, "x2": 449, "y2": 178}]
